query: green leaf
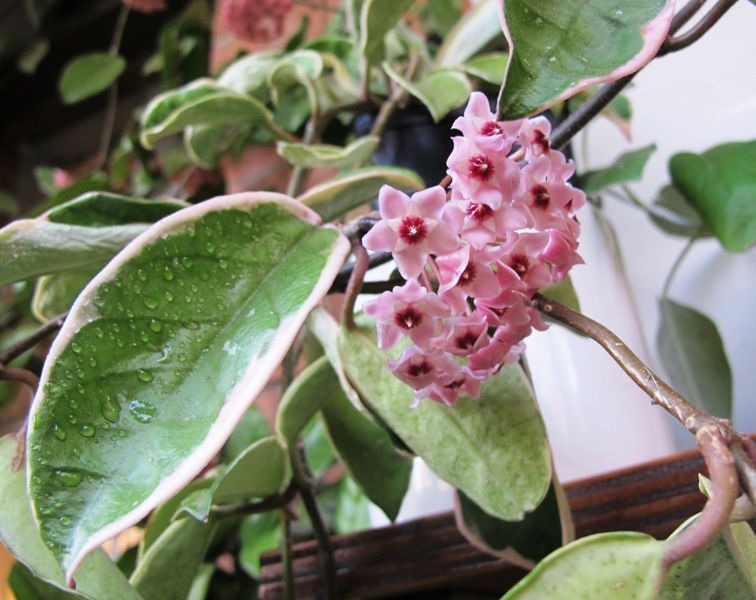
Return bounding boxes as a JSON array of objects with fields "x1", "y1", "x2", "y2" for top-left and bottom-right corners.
[
  {"x1": 10, "y1": 562, "x2": 80, "y2": 600},
  {"x1": 315, "y1": 357, "x2": 412, "y2": 521},
  {"x1": 0, "y1": 436, "x2": 140, "y2": 599},
  {"x1": 26, "y1": 192, "x2": 350, "y2": 580},
  {"x1": 59, "y1": 53, "x2": 125, "y2": 104},
  {"x1": 669, "y1": 140, "x2": 756, "y2": 252},
  {"x1": 239, "y1": 512, "x2": 281, "y2": 578},
  {"x1": 359, "y1": 0, "x2": 414, "y2": 65},
  {"x1": 649, "y1": 185, "x2": 709, "y2": 237},
  {"x1": 298, "y1": 166, "x2": 423, "y2": 221},
  {"x1": 267, "y1": 50, "x2": 324, "y2": 104},
  {"x1": 503, "y1": 532, "x2": 665, "y2": 599},
  {"x1": 223, "y1": 406, "x2": 271, "y2": 462},
  {"x1": 457, "y1": 483, "x2": 568, "y2": 565},
  {"x1": 499, "y1": 1, "x2": 674, "y2": 118},
  {"x1": 0, "y1": 194, "x2": 185, "y2": 286},
  {"x1": 140, "y1": 80, "x2": 280, "y2": 150},
  {"x1": 580, "y1": 144, "x2": 656, "y2": 194},
  {"x1": 334, "y1": 477, "x2": 371, "y2": 534},
  {"x1": 660, "y1": 521, "x2": 756, "y2": 599},
  {"x1": 217, "y1": 51, "x2": 279, "y2": 96},
  {"x1": 277, "y1": 358, "x2": 330, "y2": 445},
  {"x1": 459, "y1": 53, "x2": 509, "y2": 85},
  {"x1": 130, "y1": 517, "x2": 216, "y2": 600},
  {"x1": 277, "y1": 136, "x2": 380, "y2": 168},
  {"x1": 32, "y1": 267, "x2": 102, "y2": 321},
  {"x1": 339, "y1": 326, "x2": 550, "y2": 520},
  {"x1": 383, "y1": 64, "x2": 471, "y2": 122},
  {"x1": 436, "y1": 0, "x2": 503, "y2": 67},
  {"x1": 657, "y1": 298, "x2": 732, "y2": 419}
]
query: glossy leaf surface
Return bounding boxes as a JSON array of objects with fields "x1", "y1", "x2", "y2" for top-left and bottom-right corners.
[
  {"x1": 499, "y1": 0, "x2": 674, "y2": 118},
  {"x1": 657, "y1": 298, "x2": 732, "y2": 418},
  {"x1": 59, "y1": 53, "x2": 125, "y2": 104},
  {"x1": 0, "y1": 436, "x2": 140, "y2": 599},
  {"x1": 580, "y1": 144, "x2": 656, "y2": 193},
  {"x1": 339, "y1": 326, "x2": 550, "y2": 520},
  {"x1": 26, "y1": 193, "x2": 350, "y2": 580},
  {"x1": 502, "y1": 532, "x2": 665, "y2": 599},
  {"x1": 669, "y1": 140, "x2": 756, "y2": 252},
  {"x1": 297, "y1": 166, "x2": 423, "y2": 221}
]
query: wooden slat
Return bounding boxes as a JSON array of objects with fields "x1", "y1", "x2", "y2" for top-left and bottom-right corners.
[{"x1": 258, "y1": 443, "x2": 743, "y2": 598}]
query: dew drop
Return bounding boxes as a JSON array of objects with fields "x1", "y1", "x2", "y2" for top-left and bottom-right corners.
[
  {"x1": 164, "y1": 290, "x2": 174, "y2": 302},
  {"x1": 149, "y1": 319, "x2": 163, "y2": 333},
  {"x1": 100, "y1": 395, "x2": 121, "y2": 423},
  {"x1": 79, "y1": 423, "x2": 95, "y2": 438},
  {"x1": 56, "y1": 469, "x2": 83, "y2": 488},
  {"x1": 94, "y1": 327, "x2": 104, "y2": 338},
  {"x1": 205, "y1": 242, "x2": 216, "y2": 254},
  {"x1": 136, "y1": 368, "x2": 154, "y2": 382},
  {"x1": 129, "y1": 399, "x2": 158, "y2": 424},
  {"x1": 59, "y1": 516, "x2": 73, "y2": 527},
  {"x1": 136, "y1": 268, "x2": 148, "y2": 282},
  {"x1": 89, "y1": 357, "x2": 97, "y2": 368},
  {"x1": 143, "y1": 297, "x2": 160, "y2": 310},
  {"x1": 71, "y1": 342, "x2": 82, "y2": 354},
  {"x1": 139, "y1": 330, "x2": 150, "y2": 342},
  {"x1": 67, "y1": 414, "x2": 78, "y2": 425},
  {"x1": 177, "y1": 353, "x2": 187, "y2": 362},
  {"x1": 163, "y1": 266, "x2": 175, "y2": 281},
  {"x1": 218, "y1": 259, "x2": 228, "y2": 270},
  {"x1": 52, "y1": 424, "x2": 67, "y2": 441}
]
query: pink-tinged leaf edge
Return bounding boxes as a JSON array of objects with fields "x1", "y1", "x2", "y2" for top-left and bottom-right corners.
[
  {"x1": 498, "y1": 0, "x2": 676, "y2": 116},
  {"x1": 25, "y1": 192, "x2": 351, "y2": 584}
]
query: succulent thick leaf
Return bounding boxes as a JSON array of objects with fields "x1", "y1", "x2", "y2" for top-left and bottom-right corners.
[
  {"x1": 657, "y1": 298, "x2": 732, "y2": 419},
  {"x1": 499, "y1": 0, "x2": 675, "y2": 118},
  {"x1": 383, "y1": 64, "x2": 471, "y2": 123},
  {"x1": 32, "y1": 267, "x2": 103, "y2": 321},
  {"x1": 140, "y1": 80, "x2": 279, "y2": 149},
  {"x1": 217, "y1": 51, "x2": 279, "y2": 95},
  {"x1": 580, "y1": 144, "x2": 656, "y2": 194},
  {"x1": 669, "y1": 140, "x2": 756, "y2": 252},
  {"x1": 59, "y1": 53, "x2": 125, "y2": 104},
  {"x1": 435, "y1": 0, "x2": 503, "y2": 67},
  {"x1": 0, "y1": 194, "x2": 185, "y2": 286},
  {"x1": 130, "y1": 517, "x2": 216, "y2": 600},
  {"x1": 26, "y1": 192, "x2": 350, "y2": 581},
  {"x1": 502, "y1": 532, "x2": 665, "y2": 599},
  {"x1": 297, "y1": 166, "x2": 423, "y2": 221},
  {"x1": 456, "y1": 483, "x2": 568, "y2": 567},
  {"x1": 660, "y1": 521, "x2": 756, "y2": 598},
  {"x1": 649, "y1": 185, "x2": 709, "y2": 237},
  {"x1": 267, "y1": 50, "x2": 323, "y2": 105},
  {"x1": 339, "y1": 326, "x2": 550, "y2": 520},
  {"x1": 316, "y1": 358, "x2": 412, "y2": 521},
  {"x1": 277, "y1": 136, "x2": 379, "y2": 169},
  {"x1": 359, "y1": 0, "x2": 414, "y2": 65},
  {"x1": 0, "y1": 437, "x2": 140, "y2": 599}
]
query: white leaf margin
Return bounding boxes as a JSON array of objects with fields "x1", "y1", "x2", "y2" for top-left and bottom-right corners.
[
  {"x1": 498, "y1": 0, "x2": 677, "y2": 116},
  {"x1": 26, "y1": 191, "x2": 351, "y2": 584}
]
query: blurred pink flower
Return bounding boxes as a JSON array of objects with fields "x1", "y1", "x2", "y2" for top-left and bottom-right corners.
[{"x1": 220, "y1": 0, "x2": 293, "y2": 44}]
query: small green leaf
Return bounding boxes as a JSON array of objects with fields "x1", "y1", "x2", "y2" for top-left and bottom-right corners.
[
  {"x1": 503, "y1": 532, "x2": 665, "y2": 599},
  {"x1": 32, "y1": 267, "x2": 102, "y2": 321},
  {"x1": 657, "y1": 298, "x2": 732, "y2": 419},
  {"x1": 669, "y1": 140, "x2": 756, "y2": 252},
  {"x1": 0, "y1": 436, "x2": 140, "y2": 600},
  {"x1": 59, "y1": 53, "x2": 125, "y2": 104},
  {"x1": 499, "y1": 1, "x2": 674, "y2": 118},
  {"x1": 459, "y1": 53, "x2": 509, "y2": 85},
  {"x1": 339, "y1": 326, "x2": 550, "y2": 520},
  {"x1": 649, "y1": 185, "x2": 709, "y2": 237},
  {"x1": 360, "y1": 0, "x2": 414, "y2": 65},
  {"x1": 277, "y1": 136, "x2": 380, "y2": 168},
  {"x1": 435, "y1": 0, "x2": 503, "y2": 67},
  {"x1": 383, "y1": 64, "x2": 471, "y2": 122},
  {"x1": 140, "y1": 80, "x2": 280, "y2": 149},
  {"x1": 457, "y1": 483, "x2": 567, "y2": 565},
  {"x1": 298, "y1": 166, "x2": 423, "y2": 221},
  {"x1": 539, "y1": 277, "x2": 580, "y2": 313},
  {"x1": 580, "y1": 144, "x2": 657, "y2": 194},
  {"x1": 27, "y1": 193, "x2": 350, "y2": 581},
  {"x1": 316, "y1": 357, "x2": 412, "y2": 521},
  {"x1": 130, "y1": 517, "x2": 217, "y2": 600}
]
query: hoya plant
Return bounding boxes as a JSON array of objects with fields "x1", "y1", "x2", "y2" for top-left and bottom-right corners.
[{"x1": 0, "y1": 0, "x2": 753, "y2": 598}]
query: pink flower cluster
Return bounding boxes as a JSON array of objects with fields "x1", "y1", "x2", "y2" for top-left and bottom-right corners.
[
  {"x1": 121, "y1": 0, "x2": 166, "y2": 13},
  {"x1": 362, "y1": 92, "x2": 585, "y2": 406},
  {"x1": 220, "y1": 0, "x2": 293, "y2": 44}
]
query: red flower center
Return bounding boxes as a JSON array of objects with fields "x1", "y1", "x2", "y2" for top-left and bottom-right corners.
[
  {"x1": 407, "y1": 360, "x2": 432, "y2": 378},
  {"x1": 468, "y1": 155, "x2": 494, "y2": 181},
  {"x1": 398, "y1": 215, "x2": 428, "y2": 245},
  {"x1": 455, "y1": 331, "x2": 479, "y2": 350},
  {"x1": 459, "y1": 262, "x2": 477, "y2": 286},
  {"x1": 532, "y1": 130, "x2": 550, "y2": 154},
  {"x1": 531, "y1": 184, "x2": 550, "y2": 209},
  {"x1": 394, "y1": 307, "x2": 423, "y2": 330},
  {"x1": 466, "y1": 202, "x2": 493, "y2": 222},
  {"x1": 481, "y1": 121, "x2": 504, "y2": 137},
  {"x1": 509, "y1": 253, "x2": 530, "y2": 276}
]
